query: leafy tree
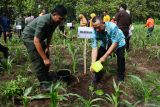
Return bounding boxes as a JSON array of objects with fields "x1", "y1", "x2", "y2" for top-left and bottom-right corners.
[{"x1": 0, "y1": 0, "x2": 160, "y2": 22}]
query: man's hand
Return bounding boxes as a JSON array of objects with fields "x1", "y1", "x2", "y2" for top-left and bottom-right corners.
[
  {"x1": 99, "y1": 43, "x2": 118, "y2": 63},
  {"x1": 44, "y1": 48, "x2": 50, "y2": 67},
  {"x1": 99, "y1": 57, "x2": 106, "y2": 63},
  {"x1": 90, "y1": 66, "x2": 94, "y2": 73},
  {"x1": 43, "y1": 58, "x2": 51, "y2": 66},
  {"x1": 6, "y1": 32, "x2": 10, "y2": 36},
  {"x1": 34, "y1": 36, "x2": 50, "y2": 67}
]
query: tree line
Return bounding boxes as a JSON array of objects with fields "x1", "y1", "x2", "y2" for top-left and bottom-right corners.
[{"x1": 0, "y1": 0, "x2": 160, "y2": 23}]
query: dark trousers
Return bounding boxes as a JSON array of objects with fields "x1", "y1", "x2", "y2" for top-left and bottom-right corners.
[
  {"x1": 3, "y1": 32, "x2": 7, "y2": 43},
  {"x1": 0, "y1": 30, "x2": 2, "y2": 37},
  {"x1": 125, "y1": 36, "x2": 130, "y2": 51},
  {"x1": 120, "y1": 28, "x2": 130, "y2": 51},
  {"x1": 0, "y1": 43, "x2": 8, "y2": 58},
  {"x1": 94, "y1": 46, "x2": 125, "y2": 83},
  {"x1": 23, "y1": 40, "x2": 51, "y2": 83},
  {"x1": 147, "y1": 27, "x2": 154, "y2": 37}
]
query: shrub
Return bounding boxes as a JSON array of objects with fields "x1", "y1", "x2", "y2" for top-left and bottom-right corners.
[{"x1": 3, "y1": 75, "x2": 28, "y2": 97}]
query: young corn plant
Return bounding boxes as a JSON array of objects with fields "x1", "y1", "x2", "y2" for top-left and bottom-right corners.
[
  {"x1": 50, "y1": 82, "x2": 69, "y2": 107},
  {"x1": 7, "y1": 37, "x2": 22, "y2": 46},
  {"x1": 131, "y1": 36, "x2": 137, "y2": 49},
  {"x1": 23, "y1": 49, "x2": 30, "y2": 62},
  {"x1": 154, "y1": 36, "x2": 159, "y2": 46},
  {"x1": 23, "y1": 82, "x2": 65, "y2": 107},
  {"x1": 14, "y1": 48, "x2": 22, "y2": 64},
  {"x1": 53, "y1": 46, "x2": 61, "y2": 69},
  {"x1": 128, "y1": 75, "x2": 155, "y2": 104},
  {"x1": 122, "y1": 100, "x2": 141, "y2": 107},
  {"x1": 125, "y1": 50, "x2": 129, "y2": 60},
  {"x1": 77, "y1": 96, "x2": 105, "y2": 107},
  {"x1": 88, "y1": 85, "x2": 94, "y2": 97},
  {"x1": 88, "y1": 85, "x2": 104, "y2": 97},
  {"x1": 105, "y1": 79, "x2": 124, "y2": 107},
  {"x1": 67, "y1": 43, "x2": 78, "y2": 74},
  {"x1": 50, "y1": 83, "x2": 60, "y2": 107},
  {"x1": 29, "y1": 84, "x2": 80, "y2": 107},
  {"x1": 146, "y1": 78, "x2": 160, "y2": 102},
  {"x1": 23, "y1": 86, "x2": 56, "y2": 107},
  {"x1": 47, "y1": 82, "x2": 81, "y2": 107},
  {"x1": 23, "y1": 84, "x2": 66, "y2": 107},
  {"x1": 156, "y1": 49, "x2": 160, "y2": 59},
  {"x1": 140, "y1": 39, "x2": 146, "y2": 49},
  {"x1": 63, "y1": 38, "x2": 66, "y2": 46},
  {"x1": 22, "y1": 87, "x2": 32, "y2": 107},
  {"x1": 0, "y1": 57, "x2": 14, "y2": 73}
]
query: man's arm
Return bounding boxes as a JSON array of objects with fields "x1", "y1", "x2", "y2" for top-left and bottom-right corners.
[
  {"x1": 99, "y1": 43, "x2": 118, "y2": 63},
  {"x1": 144, "y1": 20, "x2": 149, "y2": 28},
  {"x1": 90, "y1": 33, "x2": 98, "y2": 72},
  {"x1": 91, "y1": 48, "x2": 98, "y2": 64},
  {"x1": 90, "y1": 48, "x2": 98, "y2": 72},
  {"x1": 34, "y1": 36, "x2": 50, "y2": 66}
]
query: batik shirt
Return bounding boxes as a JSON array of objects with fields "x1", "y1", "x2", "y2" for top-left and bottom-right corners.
[{"x1": 91, "y1": 22, "x2": 126, "y2": 49}]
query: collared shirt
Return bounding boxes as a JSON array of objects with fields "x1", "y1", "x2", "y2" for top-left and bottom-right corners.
[
  {"x1": 91, "y1": 22, "x2": 126, "y2": 49},
  {"x1": 22, "y1": 13, "x2": 59, "y2": 42}
]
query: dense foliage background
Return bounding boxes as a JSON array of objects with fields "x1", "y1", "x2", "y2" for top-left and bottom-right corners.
[{"x1": 0, "y1": 0, "x2": 160, "y2": 23}]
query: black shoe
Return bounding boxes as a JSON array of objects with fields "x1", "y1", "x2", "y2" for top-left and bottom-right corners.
[
  {"x1": 92, "y1": 78, "x2": 101, "y2": 85},
  {"x1": 48, "y1": 72, "x2": 57, "y2": 82},
  {"x1": 40, "y1": 83, "x2": 50, "y2": 92},
  {"x1": 117, "y1": 77, "x2": 124, "y2": 83}
]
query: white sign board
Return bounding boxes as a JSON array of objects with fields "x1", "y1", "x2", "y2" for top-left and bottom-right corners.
[
  {"x1": 67, "y1": 23, "x2": 73, "y2": 27},
  {"x1": 78, "y1": 27, "x2": 94, "y2": 39},
  {"x1": 16, "y1": 25, "x2": 22, "y2": 30}
]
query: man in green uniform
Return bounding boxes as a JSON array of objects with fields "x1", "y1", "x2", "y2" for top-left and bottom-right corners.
[{"x1": 22, "y1": 5, "x2": 67, "y2": 90}]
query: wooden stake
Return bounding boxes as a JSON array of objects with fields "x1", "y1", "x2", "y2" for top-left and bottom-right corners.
[{"x1": 83, "y1": 38, "x2": 87, "y2": 74}]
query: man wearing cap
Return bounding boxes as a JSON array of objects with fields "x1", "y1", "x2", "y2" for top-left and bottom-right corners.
[
  {"x1": 90, "y1": 16, "x2": 126, "y2": 83},
  {"x1": 22, "y1": 5, "x2": 67, "y2": 90}
]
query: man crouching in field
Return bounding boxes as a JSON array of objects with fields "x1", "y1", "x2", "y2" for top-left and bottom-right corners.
[
  {"x1": 22, "y1": 5, "x2": 67, "y2": 91},
  {"x1": 90, "y1": 16, "x2": 126, "y2": 84}
]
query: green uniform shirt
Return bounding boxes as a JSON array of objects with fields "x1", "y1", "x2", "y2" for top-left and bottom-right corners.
[{"x1": 22, "y1": 13, "x2": 59, "y2": 42}]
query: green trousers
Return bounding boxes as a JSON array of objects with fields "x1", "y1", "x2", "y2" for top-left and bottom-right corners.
[{"x1": 23, "y1": 40, "x2": 50, "y2": 82}]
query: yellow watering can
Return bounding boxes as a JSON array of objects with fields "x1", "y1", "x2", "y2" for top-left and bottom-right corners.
[{"x1": 91, "y1": 61, "x2": 103, "y2": 72}]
